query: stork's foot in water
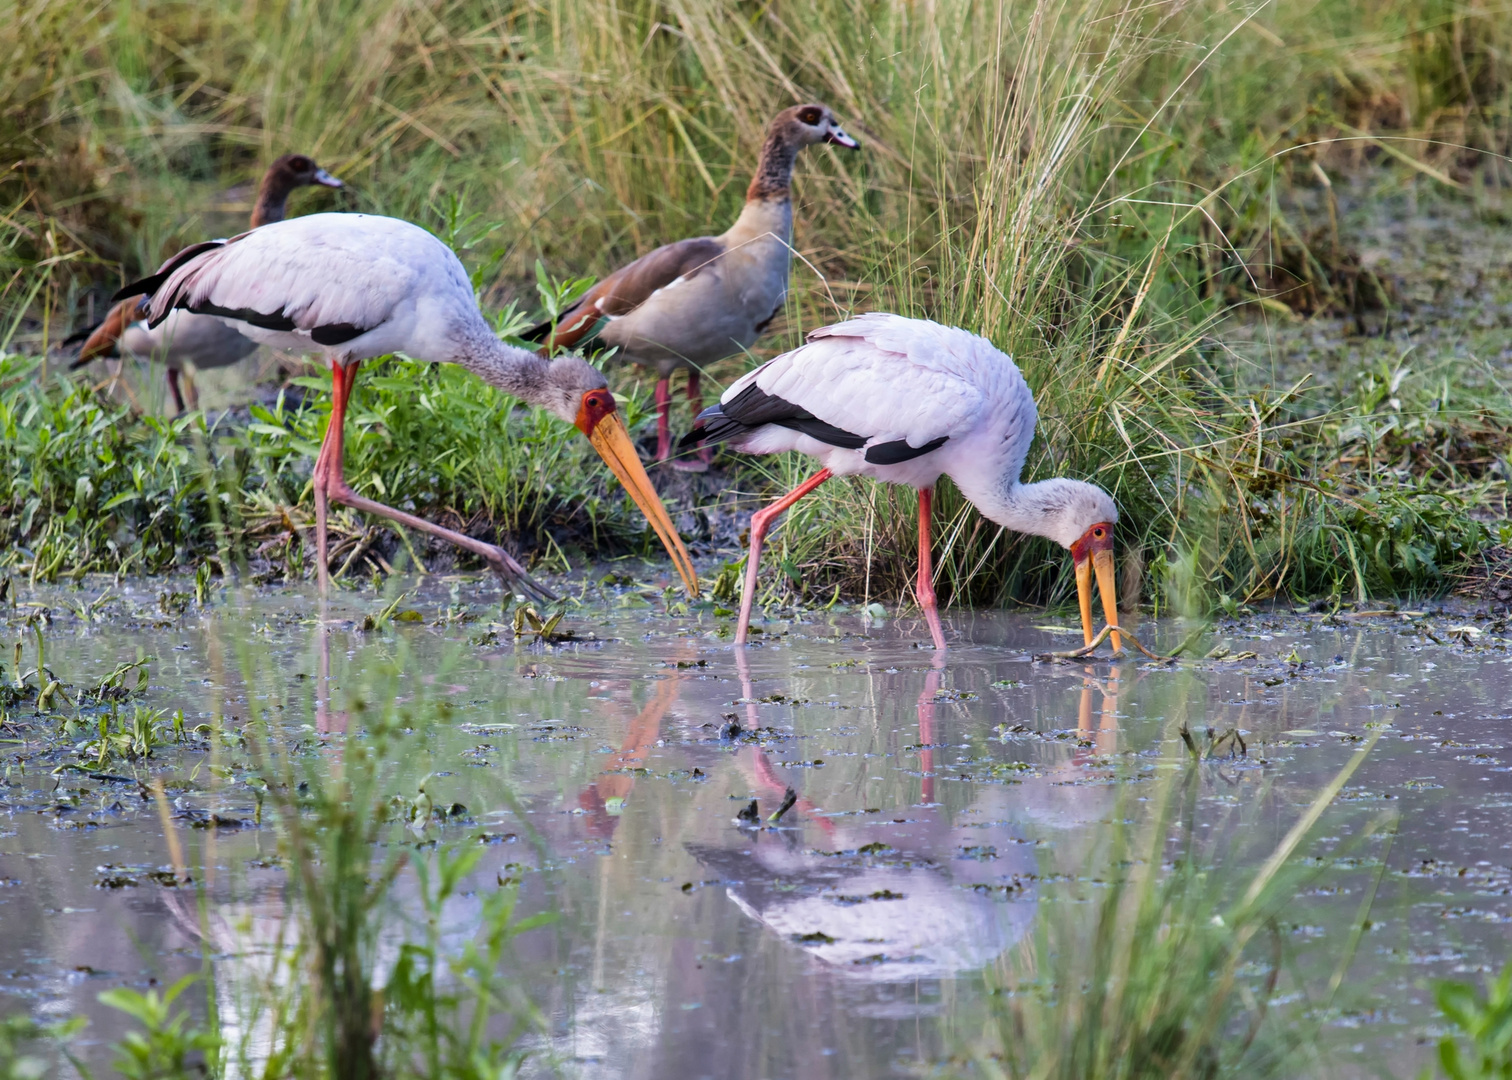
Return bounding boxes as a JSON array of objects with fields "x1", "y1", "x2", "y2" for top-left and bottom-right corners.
[{"x1": 478, "y1": 545, "x2": 557, "y2": 603}]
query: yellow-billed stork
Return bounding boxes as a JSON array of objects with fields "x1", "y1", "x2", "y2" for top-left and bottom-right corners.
[
  {"x1": 683, "y1": 312, "x2": 1118, "y2": 652},
  {"x1": 114, "y1": 212, "x2": 699, "y2": 601}
]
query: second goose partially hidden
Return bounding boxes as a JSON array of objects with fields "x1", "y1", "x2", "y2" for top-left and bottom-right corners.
[
  {"x1": 525, "y1": 103, "x2": 859, "y2": 469},
  {"x1": 70, "y1": 154, "x2": 343, "y2": 412}
]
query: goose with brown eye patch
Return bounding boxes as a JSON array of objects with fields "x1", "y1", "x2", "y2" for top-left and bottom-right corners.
[
  {"x1": 66, "y1": 153, "x2": 344, "y2": 413},
  {"x1": 522, "y1": 102, "x2": 859, "y2": 470},
  {"x1": 682, "y1": 312, "x2": 1121, "y2": 654},
  {"x1": 110, "y1": 211, "x2": 700, "y2": 603}
]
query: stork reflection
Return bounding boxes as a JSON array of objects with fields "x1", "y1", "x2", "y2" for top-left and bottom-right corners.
[{"x1": 688, "y1": 656, "x2": 1045, "y2": 981}]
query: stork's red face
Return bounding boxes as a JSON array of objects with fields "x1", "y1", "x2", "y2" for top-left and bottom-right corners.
[
  {"x1": 574, "y1": 389, "x2": 616, "y2": 436},
  {"x1": 572, "y1": 389, "x2": 699, "y2": 599},
  {"x1": 1070, "y1": 521, "x2": 1120, "y2": 653}
]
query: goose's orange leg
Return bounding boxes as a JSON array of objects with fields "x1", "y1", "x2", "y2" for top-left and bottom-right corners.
[
  {"x1": 654, "y1": 377, "x2": 673, "y2": 462},
  {"x1": 673, "y1": 368, "x2": 713, "y2": 470}
]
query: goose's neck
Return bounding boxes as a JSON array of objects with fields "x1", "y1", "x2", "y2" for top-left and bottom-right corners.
[
  {"x1": 745, "y1": 129, "x2": 801, "y2": 202},
  {"x1": 251, "y1": 173, "x2": 297, "y2": 228},
  {"x1": 725, "y1": 197, "x2": 793, "y2": 246}
]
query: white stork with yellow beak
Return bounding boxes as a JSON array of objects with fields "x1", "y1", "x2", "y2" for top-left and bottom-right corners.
[
  {"x1": 683, "y1": 313, "x2": 1118, "y2": 651},
  {"x1": 116, "y1": 212, "x2": 699, "y2": 600}
]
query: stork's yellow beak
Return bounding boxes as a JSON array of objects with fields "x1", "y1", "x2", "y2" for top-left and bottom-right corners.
[
  {"x1": 1093, "y1": 547, "x2": 1121, "y2": 655},
  {"x1": 585, "y1": 411, "x2": 700, "y2": 598},
  {"x1": 1076, "y1": 556, "x2": 1095, "y2": 647},
  {"x1": 1072, "y1": 521, "x2": 1119, "y2": 654}
]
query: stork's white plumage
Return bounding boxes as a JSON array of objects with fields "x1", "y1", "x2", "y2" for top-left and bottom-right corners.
[
  {"x1": 684, "y1": 313, "x2": 1119, "y2": 651},
  {"x1": 116, "y1": 212, "x2": 698, "y2": 599}
]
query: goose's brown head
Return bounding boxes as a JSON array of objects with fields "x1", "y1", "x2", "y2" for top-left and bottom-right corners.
[
  {"x1": 268, "y1": 154, "x2": 344, "y2": 191},
  {"x1": 777, "y1": 103, "x2": 859, "y2": 150},
  {"x1": 252, "y1": 155, "x2": 344, "y2": 227}
]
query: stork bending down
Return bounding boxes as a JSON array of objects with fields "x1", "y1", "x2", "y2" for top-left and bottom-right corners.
[
  {"x1": 683, "y1": 313, "x2": 1119, "y2": 652},
  {"x1": 116, "y1": 212, "x2": 699, "y2": 599}
]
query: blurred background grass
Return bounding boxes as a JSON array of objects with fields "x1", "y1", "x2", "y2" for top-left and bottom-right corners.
[{"x1": 1, "y1": 0, "x2": 1510, "y2": 611}]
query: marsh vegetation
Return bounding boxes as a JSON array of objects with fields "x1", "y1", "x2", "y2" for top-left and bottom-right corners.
[{"x1": 2, "y1": 0, "x2": 1510, "y2": 612}]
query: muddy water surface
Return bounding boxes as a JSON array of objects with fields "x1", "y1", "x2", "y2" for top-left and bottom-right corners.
[{"x1": 2, "y1": 578, "x2": 1510, "y2": 1077}]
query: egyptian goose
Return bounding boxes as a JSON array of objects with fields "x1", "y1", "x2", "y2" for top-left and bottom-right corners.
[
  {"x1": 70, "y1": 154, "x2": 343, "y2": 411},
  {"x1": 682, "y1": 313, "x2": 1120, "y2": 652},
  {"x1": 525, "y1": 103, "x2": 859, "y2": 469},
  {"x1": 114, "y1": 211, "x2": 698, "y2": 599}
]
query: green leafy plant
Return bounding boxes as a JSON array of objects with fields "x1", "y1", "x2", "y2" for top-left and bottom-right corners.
[
  {"x1": 99, "y1": 975, "x2": 219, "y2": 1080},
  {"x1": 1434, "y1": 966, "x2": 1512, "y2": 1080},
  {"x1": 969, "y1": 728, "x2": 1387, "y2": 1080}
]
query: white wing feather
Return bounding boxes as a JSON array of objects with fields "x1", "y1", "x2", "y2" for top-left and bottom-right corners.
[
  {"x1": 142, "y1": 214, "x2": 469, "y2": 351},
  {"x1": 727, "y1": 313, "x2": 1034, "y2": 451}
]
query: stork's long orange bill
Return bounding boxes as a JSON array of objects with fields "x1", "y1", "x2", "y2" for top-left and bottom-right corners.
[
  {"x1": 1093, "y1": 547, "x2": 1120, "y2": 655},
  {"x1": 1072, "y1": 522, "x2": 1119, "y2": 654},
  {"x1": 587, "y1": 412, "x2": 700, "y2": 598}
]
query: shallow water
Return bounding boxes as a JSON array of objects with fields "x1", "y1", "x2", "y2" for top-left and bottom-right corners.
[{"x1": 2, "y1": 576, "x2": 1511, "y2": 1077}]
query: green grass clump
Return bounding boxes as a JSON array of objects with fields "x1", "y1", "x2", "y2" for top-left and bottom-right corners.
[
  {"x1": 964, "y1": 729, "x2": 1387, "y2": 1080},
  {"x1": 0, "y1": 354, "x2": 675, "y2": 580}
]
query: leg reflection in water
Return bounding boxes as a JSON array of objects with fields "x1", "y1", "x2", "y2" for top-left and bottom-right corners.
[{"x1": 688, "y1": 652, "x2": 1037, "y2": 981}]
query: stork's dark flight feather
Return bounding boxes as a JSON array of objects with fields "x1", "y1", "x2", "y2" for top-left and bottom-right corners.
[
  {"x1": 186, "y1": 301, "x2": 298, "y2": 334},
  {"x1": 112, "y1": 241, "x2": 228, "y2": 304},
  {"x1": 864, "y1": 435, "x2": 949, "y2": 465},
  {"x1": 686, "y1": 381, "x2": 867, "y2": 451}
]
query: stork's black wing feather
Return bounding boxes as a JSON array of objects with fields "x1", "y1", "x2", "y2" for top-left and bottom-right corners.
[
  {"x1": 112, "y1": 241, "x2": 227, "y2": 303},
  {"x1": 684, "y1": 381, "x2": 868, "y2": 451},
  {"x1": 863, "y1": 435, "x2": 949, "y2": 465}
]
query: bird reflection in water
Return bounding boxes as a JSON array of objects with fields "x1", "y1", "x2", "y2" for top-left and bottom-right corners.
[
  {"x1": 687, "y1": 654, "x2": 1042, "y2": 982},
  {"x1": 578, "y1": 675, "x2": 684, "y2": 839}
]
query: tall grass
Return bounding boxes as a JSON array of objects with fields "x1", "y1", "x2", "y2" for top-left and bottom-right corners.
[
  {"x1": 2, "y1": 0, "x2": 1509, "y2": 605},
  {"x1": 963, "y1": 728, "x2": 1389, "y2": 1080}
]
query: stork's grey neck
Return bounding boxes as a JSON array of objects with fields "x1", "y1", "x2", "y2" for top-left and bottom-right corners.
[
  {"x1": 956, "y1": 476, "x2": 1090, "y2": 550},
  {"x1": 450, "y1": 321, "x2": 550, "y2": 403}
]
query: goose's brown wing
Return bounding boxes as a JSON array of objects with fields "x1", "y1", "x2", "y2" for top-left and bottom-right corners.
[{"x1": 527, "y1": 237, "x2": 725, "y2": 351}]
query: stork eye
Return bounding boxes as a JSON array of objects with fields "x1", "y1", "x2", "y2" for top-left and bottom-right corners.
[
  {"x1": 1094, "y1": 527, "x2": 1105, "y2": 538},
  {"x1": 289, "y1": 156, "x2": 312, "y2": 171}
]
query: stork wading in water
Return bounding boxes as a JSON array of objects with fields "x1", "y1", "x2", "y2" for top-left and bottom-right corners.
[
  {"x1": 523, "y1": 103, "x2": 859, "y2": 468},
  {"x1": 682, "y1": 313, "x2": 1120, "y2": 652},
  {"x1": 69, "y1": 154, "x2": 344, "y2": 412},
  {"x1": 116, "y1": 212, "x2": 699, "y2": 600}
]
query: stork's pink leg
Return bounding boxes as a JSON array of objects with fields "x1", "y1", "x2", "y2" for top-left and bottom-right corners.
[
  {"x1": 313, "y1": 361, "x2": 554, "y2": 600},
  {"x1": 735, "y1": 469, "x2": 832, "y2": 646},
  {"x1": 312, "y1": 362, "x2": 356, "y2": 592},
  {"x1": 654, "y1": 377, "x2": 673, "y2": 462},
  {"x1": 917, "y1": 486, "x2": 947, "y2": 651},
  {"x1": 917, "y1": 662, "x2": 942, "y2": 803}
]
